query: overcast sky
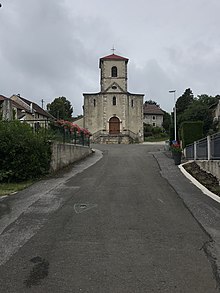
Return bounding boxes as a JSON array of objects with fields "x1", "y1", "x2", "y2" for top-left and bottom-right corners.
[{"x1": 1, "y1": 0, "x2": 220, "y2": 115}]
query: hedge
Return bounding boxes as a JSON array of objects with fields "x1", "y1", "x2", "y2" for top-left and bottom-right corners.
[
  {"x1": 180, "y1": 121, "x2": 204, "y2": 148},
  {"x1": 0, "y1": 121, "x2": 51, "y2": 182}
]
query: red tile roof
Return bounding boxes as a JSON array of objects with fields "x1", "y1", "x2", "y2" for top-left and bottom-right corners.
[
  {"x1": 100, "y1": 53, "x2": 129, "y2": 62},
  {"x1": 143, "y1": 103, "x2": 164, "y2": 115}
]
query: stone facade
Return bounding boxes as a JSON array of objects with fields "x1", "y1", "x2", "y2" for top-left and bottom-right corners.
[
  {"x1": 83, "y1": 54, "x2": 144, "y2": 143},
  {"x1": 143, "y1": 102, "x2": 164, "y2": 127}
]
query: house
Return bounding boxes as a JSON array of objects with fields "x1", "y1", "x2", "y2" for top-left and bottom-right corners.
[
  {"x1": 210, "y1": 98, "x2": 220, "y2": 130},
  {"x1": 0, "y1": 95, "x2": 6, "y2": 119},
  {"x1": 82, "y1": 53, "x2": 144, "y2": 144},
  {"x1": 143, "y1": 102, "x2": 164, "y2": 127},
  {"x1": 0, "y1": 95, "x2": 14, "y2": 120},
  {"x1": 0, "y1": 94, "x2": 54, "y2": 128},
  {"x1": 10, "y1": 94, "x2": 55, "y2": 128}
]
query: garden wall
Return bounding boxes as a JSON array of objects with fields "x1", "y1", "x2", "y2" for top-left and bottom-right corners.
[
  {"x1": 196, "y1": 160, "x2": 220, "y2": 182},
  {"x1": 50, "y1": 142, "x2": 92, "y2": 172}
]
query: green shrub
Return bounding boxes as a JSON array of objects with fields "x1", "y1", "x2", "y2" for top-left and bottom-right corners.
[
  {"x1": 0, "y1": 121, "x2": 52, "y2": 182},
  {"x1": 152, "y1": 126, "x2": 163, "y2": 135},
  {"x1": 180, "y1": 121, "x2": 204, "y2": 148}
]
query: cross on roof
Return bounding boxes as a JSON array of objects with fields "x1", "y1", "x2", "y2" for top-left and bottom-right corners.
[{"x1": 111, "y1": 45, "x2": 116, "y2": 54}]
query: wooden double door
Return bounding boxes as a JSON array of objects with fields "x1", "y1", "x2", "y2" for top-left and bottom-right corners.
[{"x1": 109, "y1": 117, "x2": 120, "y2": 134}]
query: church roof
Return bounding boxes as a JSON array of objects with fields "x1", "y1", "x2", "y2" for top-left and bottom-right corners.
[{"x1": 100, "y1": 53, "x2": 129, "y2": 64}]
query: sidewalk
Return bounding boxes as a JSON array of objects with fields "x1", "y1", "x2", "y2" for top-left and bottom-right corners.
[{"x1": 153, "y1": 151, "x2": 220, "y2": 285}]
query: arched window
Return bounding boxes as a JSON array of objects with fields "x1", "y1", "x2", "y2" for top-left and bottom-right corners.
[
  {"x1": 113, "y1": 96, "x2": 116, "y2": 106},
  {"x1": 111, "y1": 66, "x2": 117, "y2": 77}
]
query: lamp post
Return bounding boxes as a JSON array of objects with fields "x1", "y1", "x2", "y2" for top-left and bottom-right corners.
[{"x1": 169, "y1": 90, "x2": 177, "y2": 142}]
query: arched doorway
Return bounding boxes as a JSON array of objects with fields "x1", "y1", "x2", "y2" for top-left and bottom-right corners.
[{"x1": 109, "y1": 117, "x2": 120, "y2": 134}]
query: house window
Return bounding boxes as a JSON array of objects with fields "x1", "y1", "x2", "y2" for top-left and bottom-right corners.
[
  {"x1": 152, "y1": 116, "x2": 156, "y2": 120},
  {"x1": 111, "y1": 66, "x2": 117, "y2": 77},
  {"x1": 93, "y1": 99, "x2": 96, "y2": 107},
  {"x1": 131, "y1": 99, "x2": 134, "y2": 107},
  {"x1": 153, "y1": 122, "x2": 156, "y2": 127},
  {"x1": 113, "y1": 96, "x2": 116, "y2": 106}
]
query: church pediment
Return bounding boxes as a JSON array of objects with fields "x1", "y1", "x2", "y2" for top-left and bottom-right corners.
[{"x1": 103, "y1": 82, "x2": 126, "y2": 94}]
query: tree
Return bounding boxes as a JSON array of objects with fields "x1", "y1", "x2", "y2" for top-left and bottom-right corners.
[
  {"x1": 144, "y1": 100, "x2": 159, "y2": 106},
  {"x1": 178, "y1": 100, "x2": 213, "y2": 135},
  {"x1": 196, "y1": 94, "x2": 219, "y2": 107},
  {"x1": 47, "y1": 96, "x2": 73, "y2": 120},
  {"x1": 176, "y1": 88, "x2": 194, "y2": 114},
  {"x1": 162, "y1": 111, "x2": 171, "y2": 133}
]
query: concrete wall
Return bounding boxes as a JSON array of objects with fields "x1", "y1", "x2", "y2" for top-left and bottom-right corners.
[
  {"x1": 50, "y1": 142, "x2": 92, "y2": 172},
  {"x1": 196, "y1": 160, "x2": 220, "y2": 182}
]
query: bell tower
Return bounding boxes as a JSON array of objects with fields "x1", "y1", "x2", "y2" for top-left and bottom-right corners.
[
  {"x1": 83, "y1": 52, "x2": 144, "y2": 143},
  {"x1": 99, "y1": 53, "x2": 129, "y2": 93}
]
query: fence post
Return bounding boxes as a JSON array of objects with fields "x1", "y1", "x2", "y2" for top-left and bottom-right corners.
[
  {"x1": 207, "y1": 135, "x2": 211, "y2": 160},
  {"x1": 194, "y1": 141, "x2": 197, "y2": 160},
  {"x1": 74, "y1": 129, "x2": 77, "y2": 145}
]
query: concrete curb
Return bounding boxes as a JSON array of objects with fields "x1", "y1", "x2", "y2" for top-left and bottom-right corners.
[{"x1": 179, "y1": 162, "x2": 220, "y2": 204}]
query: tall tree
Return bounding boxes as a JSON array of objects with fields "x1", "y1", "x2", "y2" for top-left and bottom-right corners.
[
  {"x1": 162, "y1": 111, "x2": 171, "y2": 133},
  {"x1": 178, "y1": 100, "x2": 213, "y2": 135},
  {"x1": 47, "y1": 96, "x2": 73, "y2": 120},
  {"x1": 176, "y1": 88, "x2": 194, "y2": 114}
]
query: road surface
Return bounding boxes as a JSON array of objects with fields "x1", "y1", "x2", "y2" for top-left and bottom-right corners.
[{"x1": 0, "y1": 144, "x2": 219, "y2": 292}]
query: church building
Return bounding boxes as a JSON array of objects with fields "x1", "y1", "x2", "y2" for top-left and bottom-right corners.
[{"x1": 83, "y1": 53, "x2": 144, "y2": 143}]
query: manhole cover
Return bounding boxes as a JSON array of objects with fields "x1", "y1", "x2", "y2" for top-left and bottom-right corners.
[{"x1": 74, "y1": 203, "x2": 97, "y2": 214}]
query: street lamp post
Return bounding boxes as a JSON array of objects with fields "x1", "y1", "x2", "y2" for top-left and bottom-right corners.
[{"x1": 169, "y1": 90, "x2": 177, "y2": 142}]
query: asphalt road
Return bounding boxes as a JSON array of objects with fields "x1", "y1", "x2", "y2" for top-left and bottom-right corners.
[{"x1": 0, "y1": 144, "x2": 219, "y2": 292}]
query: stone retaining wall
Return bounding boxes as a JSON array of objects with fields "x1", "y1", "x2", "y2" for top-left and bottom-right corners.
[{"x1": 50, "y1": 142, "x2": 92, "y2": 172}]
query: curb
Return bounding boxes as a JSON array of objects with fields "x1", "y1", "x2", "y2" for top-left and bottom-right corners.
[{"x1": 179, "y1": 162, "x2": 220, "y2": 204}]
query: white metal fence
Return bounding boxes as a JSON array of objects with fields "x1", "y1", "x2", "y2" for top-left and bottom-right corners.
[{"x1": 185, "y1": 132, "x2": 220, "y2": 160}]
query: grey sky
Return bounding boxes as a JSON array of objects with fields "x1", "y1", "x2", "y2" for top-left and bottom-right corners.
[{"x1": 1, "y1": 0, "x2": 220, "y2": 115}]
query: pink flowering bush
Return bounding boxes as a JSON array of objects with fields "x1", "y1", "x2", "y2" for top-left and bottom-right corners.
[{"x1": 54, "y1": 120, "x2": 91, "y2": 144}]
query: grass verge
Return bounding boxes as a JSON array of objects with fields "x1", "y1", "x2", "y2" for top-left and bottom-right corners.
[
  {"x1": 144, "y1": 136, "x2": 169, "y2": 142},
  {"x1": 0, "y1": 181, "x2": 34, "y2": 196}
]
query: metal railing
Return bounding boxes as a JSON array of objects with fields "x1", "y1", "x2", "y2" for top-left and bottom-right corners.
[
  {"x1": 185, "y1": 132, "x2": 220, "y2": 160},
  {"x1": 18, "y1": 120, "x2": 90, "y2": 147}
]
